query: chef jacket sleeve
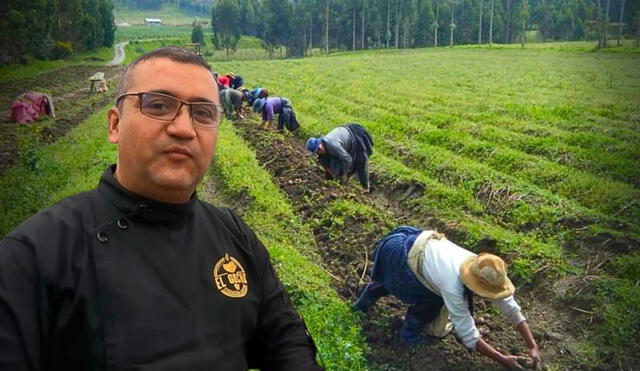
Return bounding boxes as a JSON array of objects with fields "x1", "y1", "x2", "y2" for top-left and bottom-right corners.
[{"x1": 227, "y1": 211, "x2": 324, "y2": 371}]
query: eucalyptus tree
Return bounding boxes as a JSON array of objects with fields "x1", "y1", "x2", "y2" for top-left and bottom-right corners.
[
  {"x1": 520, "y1": 0, "x2": 528, "y2": 47},
  {"x1": 478, "y1": 0, "x2": 484, "y2": 43},
  {"x1": 449, "y1": 0, "x2": 456, "y2": 46},
  {"x1": 261, "y1": 0, "x2": 292, "y2": 58},
  {"x1": 617, "y1": 0, "x2": 625, "y2": 46},
  {"x1": 433, "y1": 0, "x2": 440, "y2": 46},
  {"x1": 211, "y1": 0, "x2": 242, "y2": 59},
  {"x1": 489, "y1": 0, "x2": 494, "y2": 44}
]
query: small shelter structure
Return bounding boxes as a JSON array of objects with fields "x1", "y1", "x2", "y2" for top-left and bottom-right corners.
[{"x1": 144, "y1": 18, "x2": 162, "y2": 26}]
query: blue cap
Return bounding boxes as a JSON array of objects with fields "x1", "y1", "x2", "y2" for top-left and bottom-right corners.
[
  {"x1": 306, "y1": 137, "x2": 321, "y2": 154},
  {"x1": 252, "y1": 98, "x2": 266, "y2": 112}
]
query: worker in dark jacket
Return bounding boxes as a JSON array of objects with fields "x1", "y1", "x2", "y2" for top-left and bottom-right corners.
[
  {"x1": 306, "y1": 123, "x2": 374, "y2": 191},
  {"x1": 355, "y1": 226, "x2": 542, "y2": 370},
  {"x1": 0, "y1": 47, "x2": 323, "y2": 371}
]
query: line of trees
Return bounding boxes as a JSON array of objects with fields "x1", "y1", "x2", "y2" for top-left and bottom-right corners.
[
  {"x1": 0, "y1": 0, "x2": 116, "y2": 65},
  {"x1": 211, "y1": 0, "x2": 639, "y2": 57}
]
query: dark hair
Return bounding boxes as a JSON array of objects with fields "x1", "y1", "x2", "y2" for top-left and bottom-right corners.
[{"x1": 117, "y1": 46, "x2": 212, "y2": 101}]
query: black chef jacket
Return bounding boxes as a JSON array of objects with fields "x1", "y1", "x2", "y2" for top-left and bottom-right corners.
[{"x1": 0, "y1": 165, "x2": 323, "y2": 371}]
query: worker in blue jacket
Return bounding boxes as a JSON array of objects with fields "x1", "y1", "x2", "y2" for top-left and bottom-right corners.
[{"x1": 306, "y1": 123, "x2": 374, "y2": 191}]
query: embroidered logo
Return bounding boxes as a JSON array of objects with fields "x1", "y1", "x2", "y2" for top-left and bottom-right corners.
[{"x1": 212, "y1": 253, "x2": 248, "y2": 298}]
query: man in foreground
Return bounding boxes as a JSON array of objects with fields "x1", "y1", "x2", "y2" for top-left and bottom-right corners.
[
  {"x1": 306, "y1": 123, "x2": 373, "y2": 191},
  {"x1": 354, "y1": 226, "x2": 542, "y2": 370},
  {"x1": 0, "y1": 47, "x2": 323, "y2": 370}
]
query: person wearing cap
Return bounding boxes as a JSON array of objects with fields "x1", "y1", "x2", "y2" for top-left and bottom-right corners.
[
  {"x1": 306, "y1": 123, "x2": 374, "y2": 191},
  {"x1": 230, "y1": 74, "x2": 244, "y2": 89},
  {"x1": 252, "y1": 96, "x2": 298, "y2": 131},
  {"x1": 354, "y1": 226, "x2": 542, "y2": 370},
  {"x1": 216, "y1": 73, "x2": 232, "y2": 90},
  {"x1": 245, "y1": 88, "x2": 269, "y2": 107}
]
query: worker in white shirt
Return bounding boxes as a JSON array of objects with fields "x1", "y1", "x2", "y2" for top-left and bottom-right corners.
[{"x1": 354, "y1": 226, "x2": 542, "y2": 370}]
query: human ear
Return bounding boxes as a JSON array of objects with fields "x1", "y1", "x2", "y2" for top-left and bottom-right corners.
[{"x1": 107, "y1": 108, "x2": 121, "y2": 144}]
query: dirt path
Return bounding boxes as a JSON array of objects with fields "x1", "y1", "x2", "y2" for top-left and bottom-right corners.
[
  {"x1": 108, "y1": 42, "x2": 128, "y2": 66},
  {"x1": 228, "y1": 116, "x2": 591, "y2": 370}
]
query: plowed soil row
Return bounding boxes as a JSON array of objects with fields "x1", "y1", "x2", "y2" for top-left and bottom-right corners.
[
  {"x1": 231, "y1": 117, "x2": 585, "y2": 370},
  {"x1": 0, "y1": 66, "x2": 122, "y2": 176}
]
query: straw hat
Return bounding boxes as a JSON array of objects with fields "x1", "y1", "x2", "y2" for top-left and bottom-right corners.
[{"x1": 459, "y1": 253, "x2": 515, "y2": 299}]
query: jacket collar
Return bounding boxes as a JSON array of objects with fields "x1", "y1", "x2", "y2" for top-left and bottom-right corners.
[{"x1": 98, "y1": 165, "x2": 196, "y2": 224}]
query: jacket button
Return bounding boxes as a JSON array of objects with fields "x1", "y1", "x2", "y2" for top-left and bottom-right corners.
[
  {"x1": 116, "y1": 219, "x2": 129, "y2": 230},
  {"x1": 96, "y1": 232, "x2": 109, "y2": 243}
]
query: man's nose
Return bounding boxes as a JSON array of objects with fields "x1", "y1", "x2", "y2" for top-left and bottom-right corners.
[{"x1": 167, "y1": 104, "x2": 196, "y2": 138}]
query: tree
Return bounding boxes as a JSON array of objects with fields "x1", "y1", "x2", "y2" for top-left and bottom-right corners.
[
  {"x1": 262, "y1": 0, "x2": 292, "y2": 58},
  {"x1": 479, "y1": 0, "x2": 484, "y2": 44},
  {"x1": 520, "y1": 0, "x2": 528, "y2": 48},
  {"x1": 434, "y1": 0, "x2": 440, "y2": 46},
  {"x1": 324, "y1": 0, "x2": 330, "y2": 53},
  {"x1": 449, "y1": 0, "x2": 456, "y2": 46},
  {"x1": 489, "y1": 0, "x2": 494, "y2": 44},
  {"x1": 617, "y1": 0, "x2": 625, "y2": 46},
  {"x1": 100, "y1": 0, "x2": 116, "y2": 48},
  {"x1": 211, "y1": 0, "x2": 241, "y2": 60},
  {"x1": 191, "y1": 23, "x2": 204, "y2": 46},
  {"x1": 634, "y1": 10, "x2": 640, "y2": 47},
  {"x1": 414, "y1": 0, "x2": 434, "y2": 47}
]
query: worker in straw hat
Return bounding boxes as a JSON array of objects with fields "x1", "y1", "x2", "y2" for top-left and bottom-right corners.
[{"x1": 354, "y1": 226, "x2": 542, "y2": 370}]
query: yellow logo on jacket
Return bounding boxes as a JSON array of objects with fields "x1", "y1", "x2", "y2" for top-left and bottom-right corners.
[{"x1": 213, "y1": 253, "x2": 248, "y2": 298}]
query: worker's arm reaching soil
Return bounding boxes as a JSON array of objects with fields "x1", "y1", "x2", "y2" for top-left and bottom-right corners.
[
  {"x1": 517, "y1": 321, "x2": 542, "y2": 369},
  {"x1": 474, "y1": 320, "x2": 542, "y2": 370},
  {"x1": 476, "y1": 337, "x2": 526, "y2": 369}
]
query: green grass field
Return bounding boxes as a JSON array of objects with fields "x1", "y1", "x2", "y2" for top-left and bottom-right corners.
[
  {"x1": 213, "y1": 45, "x2": 640, "y2": 362},
  {"x1": 1, "y1": 42, "x2": 639, "y2": 367}
]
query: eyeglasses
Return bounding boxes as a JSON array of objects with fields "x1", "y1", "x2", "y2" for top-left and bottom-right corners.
[{"x1": 115, "y1": 91, "x2": 223, "y2": 128}]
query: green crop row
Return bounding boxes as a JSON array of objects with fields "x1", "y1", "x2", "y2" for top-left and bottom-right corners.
[
  {"x1": 209, "y1": 123, "x2": 368, "y2": 370},
  {"x1": 0, "y1": 106, "x2": 369, "y2": 369},
  {"x1": 216, "y1": 50, "x2": 638, "y2": 227},
  {"x1": 289, "y1": 93, "x2": 637, "y2": 233}
]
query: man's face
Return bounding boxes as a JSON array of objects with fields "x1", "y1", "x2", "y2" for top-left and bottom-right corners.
[
  {"x1": 107, "y1": 58, "x2": 219, "y2": 203},
  {"x1": 316, "y1": 143, "x2": 326, "y2": 156}
]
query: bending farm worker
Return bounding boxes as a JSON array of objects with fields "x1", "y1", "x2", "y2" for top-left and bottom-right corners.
[
  {"x1": 244, "y1": 87, "x2": 269, "y2": 107},
  {"x1": 0, "y1": 47, "x2": 324, "y2": 370},
  {"x1": 220, "y1": 88, "x2": 246, "y2": 119},
  {"x1": 252, "y1": 96, "x2": 299, "y2": 131},
  {"x1": 306, "y1": 123, "x2": 374, "y2": 191},
  {"x1": 354, "y1": 226, "x2": 542, "y2": 370}
]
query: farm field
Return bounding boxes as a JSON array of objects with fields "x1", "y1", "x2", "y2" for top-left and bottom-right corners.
[
  {"x1": 0, "y1": 44, "x2": 638, "y2": 369},
  {"x1": 213, "y1": 46, "x2": 640, "y2": 368}
]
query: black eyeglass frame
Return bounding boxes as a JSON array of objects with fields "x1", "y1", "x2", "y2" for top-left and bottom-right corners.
[{"x1": 115, "y1": 91, "x2": 224, "y2": 128}]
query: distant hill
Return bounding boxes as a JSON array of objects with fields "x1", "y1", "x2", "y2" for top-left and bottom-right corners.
[{"x1": 114, "y1": 2, "x2": 211, "y2": 26}]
